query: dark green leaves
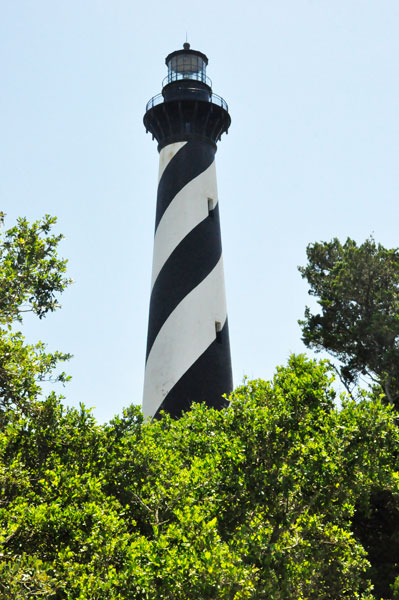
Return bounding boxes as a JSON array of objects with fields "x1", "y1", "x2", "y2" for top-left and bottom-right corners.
[{"x1": 299, "y1": 237, "x2": 399, "y2": 406}]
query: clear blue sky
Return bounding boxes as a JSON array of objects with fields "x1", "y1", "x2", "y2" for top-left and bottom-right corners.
[{"x1": 2, "y1": 1, "x2": 399, "y2": 422}]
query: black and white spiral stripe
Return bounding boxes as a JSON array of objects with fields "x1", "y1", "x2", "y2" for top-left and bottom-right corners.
[{"x1": 142, "y1": 140, "x2": 233, "y2": 419}]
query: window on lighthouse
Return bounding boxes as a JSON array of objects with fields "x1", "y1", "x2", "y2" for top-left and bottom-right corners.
[
  {"x1": 208, "y1": 198, "x2": 215, "y2": 216},
  {"x1": 215, "y1": 321, "x2": 222, "y2": 343}
]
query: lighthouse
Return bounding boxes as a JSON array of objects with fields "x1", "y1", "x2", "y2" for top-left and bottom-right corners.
[{"x1": 142, "y1": 43, "x2": 233, "y2": 419}]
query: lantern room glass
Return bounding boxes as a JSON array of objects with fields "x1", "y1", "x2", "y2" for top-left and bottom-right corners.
[{"x1": 166, "y1": 53, "x2": 208, "y2": 84}]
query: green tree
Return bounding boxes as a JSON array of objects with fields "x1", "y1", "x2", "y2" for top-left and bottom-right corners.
[
  {"x1": 0, "y1": 214, "x2": 71, "y2": 421},
  {"x1": 299, "y1": 237, "x2": 399, "y2": 407},
  {"x1": 299, "y1": 236, "x2": 399, "y2": 598},
  {"x1": 1, "y1": 355, "x2": 399, "y2": 599},
  {"x1": 2, "y1": 218, "x2": 399, "y2": 598}
]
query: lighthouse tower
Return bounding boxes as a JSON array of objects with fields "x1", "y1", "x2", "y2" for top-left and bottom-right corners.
[{"x1": 142, "y1": 43, "x2": 233, "y2": 419}]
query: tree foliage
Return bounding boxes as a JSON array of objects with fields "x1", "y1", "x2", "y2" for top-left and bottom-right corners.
[
  {"x1": 299, "y1": 237, "x2": 399, "y2": 407},
  {"x1": 0, "y1": 215, "x2": 71, "y2": 419},
  {"x1": 299, "y1": 236, "x2": 399, "y2": 597},
  {"x1": 1, "y1": 218, "x2": 399, "y2": 598},
  {"x1": 1, "y1": 356, "x2": 399, "y2": 599}
]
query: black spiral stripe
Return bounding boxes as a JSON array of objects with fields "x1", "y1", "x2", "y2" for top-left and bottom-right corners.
[
  {"x1": 146, "y1": 203, "x2": 222, "y2": 360},
  {"x1": 143, "y1": 138, "x2": 232, "y2": 418},
  {"x1": 155, "y1": 140, "x2": 215, "y2": 231},
  {"x1": 154, "y1": 319, "x2": 232, "y2": 419}
]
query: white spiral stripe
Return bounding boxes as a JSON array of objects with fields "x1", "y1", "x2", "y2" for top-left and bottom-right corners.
[
  {"x1": 158, "y1": 141, "x2": 187, "y2": 182},
  {"x1": 143, "y1": 257, "x2": 227, "y2": 419},
  {"x1": 151, "y1": 162, "x2": 218, "y2": 288}
]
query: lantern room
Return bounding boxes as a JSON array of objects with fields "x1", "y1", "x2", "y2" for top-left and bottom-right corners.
[{"x1": 164, "y1": 43, "x2": 211, "y2": 87}]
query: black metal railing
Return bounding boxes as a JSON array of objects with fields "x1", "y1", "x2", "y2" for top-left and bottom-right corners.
[
  {"x1": 162, "y1": 71, "x2": 212, "y2": 88},
  {"x1": 211, "y1": 93, "x2": 228, "y2": 111},
  {"x1": 145, "y1": 91, "x2": 228, "y2": 112}
]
